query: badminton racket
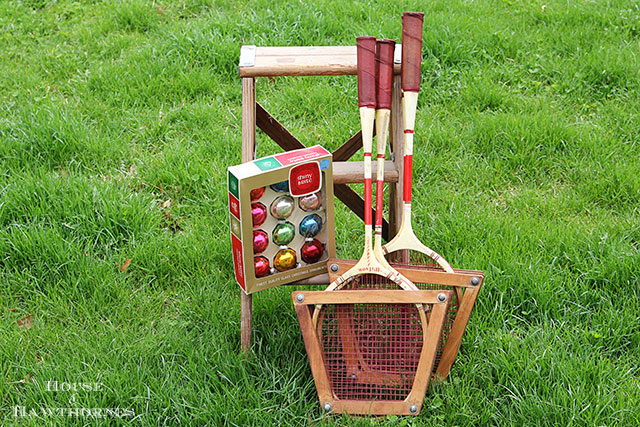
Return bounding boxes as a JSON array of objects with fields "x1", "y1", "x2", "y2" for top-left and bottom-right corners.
[{"x1": 382, "y1": 12, "x2": 454, "y2": 273}]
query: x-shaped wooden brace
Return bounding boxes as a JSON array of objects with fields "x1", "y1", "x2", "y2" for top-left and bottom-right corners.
[{"x1": 255, "y1": 103, "x2": 390, "y2": 240}]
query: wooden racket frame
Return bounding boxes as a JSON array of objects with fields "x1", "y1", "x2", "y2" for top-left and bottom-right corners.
[
  {"x1": 327, "y1": 258, "x2": 484, "y2": 381},
  {"x1": 293, "y1": 290, "x2": 452, "y2": 415},
  {"x1": 382, "y1": 12, "x2": 454, "y2": 273}
]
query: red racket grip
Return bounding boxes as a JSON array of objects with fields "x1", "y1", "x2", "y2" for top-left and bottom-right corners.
[
  {"x1": 357, "y1": 36, "x2": 377, "y2": 108},
  {"x1": 401, "y1": 12, "x2": 424, "y2": 93},
  {"x1": 376, "y1": 38, "x2": 395, "y2": 110}
]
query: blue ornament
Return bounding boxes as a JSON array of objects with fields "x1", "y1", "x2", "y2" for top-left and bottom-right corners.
[
  {"x1": 270, "y1": 180, "x2": 289, "y2": 193},
  {"x1": 299, "y1": 214, "x2": 323, "y2": 237}
]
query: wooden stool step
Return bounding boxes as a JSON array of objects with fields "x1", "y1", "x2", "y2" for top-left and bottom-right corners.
[{"x1": 333, "y1": 161, "x2": 398, "y2": 184}]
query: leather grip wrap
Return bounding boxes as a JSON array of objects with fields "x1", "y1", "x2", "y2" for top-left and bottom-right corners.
[
  {"x1": 376, "y1": 38, "x2": 395, "y2": 110},
  {"x1": 356, "y1": 36, "x2": 377, "y2": 108},
  {"x1": 401, "y1": 12, "x2": 424, "y2": 92}
]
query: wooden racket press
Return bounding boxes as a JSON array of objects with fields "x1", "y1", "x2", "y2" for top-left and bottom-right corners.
[{"x1": 238, "y1": 45, "x2": 407, "y2": 352}]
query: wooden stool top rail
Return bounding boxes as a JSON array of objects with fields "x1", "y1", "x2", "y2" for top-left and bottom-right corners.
[{"x1": 239, "y1": 45, "x2": 401, "y2": 77}]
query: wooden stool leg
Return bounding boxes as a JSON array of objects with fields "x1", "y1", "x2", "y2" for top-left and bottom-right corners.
[
  {"x1": 241, "y1": 293, "x2": 252, "y2": 352},
  {"x1": 241, "y1": 77, "x2": 256, "y2": 352},
  {"x1": 389, "y1": 74, "x2": 404, "y2": 240}
]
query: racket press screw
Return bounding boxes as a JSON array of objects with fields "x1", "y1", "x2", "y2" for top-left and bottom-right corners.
[
  {"x1": 323, "y1": 402, "x2": 333, "y2": 412},
  {"x1": 471, "y1": 276, "x2": 480, "y2": 286},
  {"x1": 330, "y1": 264, "x2": 339, "y2": 273},
  {"x1": 409, "y1": 404, "x2": 419, "y2": 414},
  {"x1": 437, "y1": 293, "x2": 447, "y2": 303},
  {"x1": 295, "y1": 293, "x2": 305, "y2": 303}
]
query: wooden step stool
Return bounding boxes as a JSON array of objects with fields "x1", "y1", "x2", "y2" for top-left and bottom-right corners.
[{"x1": 238, "y1": 45, "x2": 407, "y2": 352}]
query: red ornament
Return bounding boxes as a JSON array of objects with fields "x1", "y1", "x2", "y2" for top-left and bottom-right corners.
[
  {"x1": 251, "y1": 202, "x2": 267, "y2": 227},
  {"x1": 250, "y1": 187, "x2": 266, "y2": 200},
  {"x1": 301, "y1": 239, "x2": 324, "y2": 264},
  {"x1": 253, "y1": 230, "x2": 269, "y2": 254},
  {"x1": 254, "y1": 256, "x2": 270, "y2": 278}
]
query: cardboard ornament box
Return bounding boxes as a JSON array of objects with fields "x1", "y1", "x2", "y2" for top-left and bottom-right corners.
[{"x1": 228, "y1": 145, "x2": 336, "y2": 294}]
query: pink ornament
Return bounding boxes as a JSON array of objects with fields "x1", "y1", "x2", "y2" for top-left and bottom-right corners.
[
  {"x1": 253, "y1": 230, "x2": 269, "y2": 254},
  {"x1": 251, "y1": 202, "x2": 267, "y2": 227}
]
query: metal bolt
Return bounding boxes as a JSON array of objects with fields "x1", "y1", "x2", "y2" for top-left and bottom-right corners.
[
  {"x1": 471, "y1": 276, "x2": 480, "y2": 286},
  {"x1": 330, "y1": 263, "x2": 339, "y2": 273},
  {"x1": 437, "y1": 293, "x2": 447, "y2": 303},
  {"x1": 409, "y1": 404, "x2": 418, "y2": 414},
  {"x1": 295, "y1": 293, "x2": 305, "y2": 303},
  {"x1": 323, "y1": 402, "x2": 333, "y2": 412}
]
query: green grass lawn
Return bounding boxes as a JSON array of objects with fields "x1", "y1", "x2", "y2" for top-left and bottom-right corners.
[{"x1": 1, "y1": 0, "x2": 639, "y2": 425}]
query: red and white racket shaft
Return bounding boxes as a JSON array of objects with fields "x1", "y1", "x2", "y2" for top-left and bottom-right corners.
[
  {"x1": 401, "y1": 12, "x2": 424, "y2": 205},
  {"x1": 402, "y1": 93, "x2": 418, "y2": 203},
  {"x1": 356, "y1": 36, "x2": 377, "y2": 233}
]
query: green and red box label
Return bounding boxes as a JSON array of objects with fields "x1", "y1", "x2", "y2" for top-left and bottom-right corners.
[{"x1": 231, "y1": 234, "x2": 245, "y2": 290}]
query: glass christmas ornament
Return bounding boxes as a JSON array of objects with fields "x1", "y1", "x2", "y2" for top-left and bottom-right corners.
[
  {"x1": 270, "y1": 180, "x2": 289, "y2": 193},
  {"x1": 270, "y1": 196, "x2": 295, "y2": 220},
  {"x1": 250, "y1": 187, "x2": 266, "y2": 200},
  {"x1": 298, "y1": 192, "x2": 322, "y2": 211},
  {"x1": 301, "y1": 239, "x2": 324, "y2": 263},
  {"x1": 273, "y1": 222, "x2": 295, "y2": 245},
  {"x1": 251, "y1": 202, "x2": 267, "y2": 227},
  {"x1": 299, "y1": 214, "x2": 323, "y2": 237},
  {"x1": 253, "y1": 229, "x2": 269, "y2": 254},
  {"x1": 254, "y1": 256, "x2": 270, "y2": 278},
  {"x1": 274, "y1": 248, "x2": 297, "y2": 271}
]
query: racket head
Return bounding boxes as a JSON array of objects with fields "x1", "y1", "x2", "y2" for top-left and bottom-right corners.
[
  {"x1": 383, "y1": 219, "x2": 454, "y2": 272},
  {"x1": 326, "y1": 258, "x2": 485, "y2": 381},
  {"x1": 315, "y1": 259, "x2": 425, "y2": 338},
  {"x1": 383, "y1": 246, "x2": 455, "y2": 370}
]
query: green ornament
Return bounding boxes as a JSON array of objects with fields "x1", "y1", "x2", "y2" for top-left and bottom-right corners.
[{"x1": 273, "y1": 222, "x2": 295, "y2": 245}]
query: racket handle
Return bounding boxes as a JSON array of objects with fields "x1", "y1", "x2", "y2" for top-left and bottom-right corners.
[
  {"x1": 356, "y1": 36, "x2": 377, "y2": 108},
  {"x1": 375, "y1": 39, "x2": 395, "y2": 110},
  {"x1": 401, "y1": 12, "x2": 424, "y2": 93},
  {"x1": 357, "y1": 36, "x2": 376, "y2": 227},
  {"x1": 375, "y1": 39, "x2": 394, "y2": 229}
]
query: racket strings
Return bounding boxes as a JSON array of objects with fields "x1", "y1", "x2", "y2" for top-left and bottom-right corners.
[
  {"x1": 320, "y1": 301, "x2": 424, "y2": 401},
  {"x1": 344, "y1": 272, "x2": 408, "y2": 291},
  {"x1": 384, "y1": 250, "x2": 459, "y2": 372},
  {"x1": 386, "y1": 249, "x2": 442, "y2": 270}
]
